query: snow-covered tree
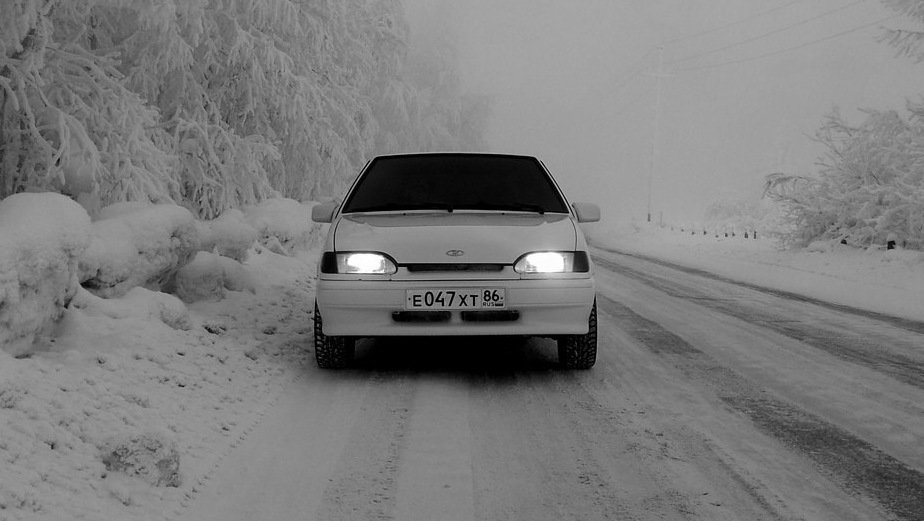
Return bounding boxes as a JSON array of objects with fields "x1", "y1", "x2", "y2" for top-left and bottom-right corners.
[
  {"x1": 1, "y1": 0, "x2": 178, "y2": 212},
  {"x1": 2, "y1": 0, "x2": 490, "y2": 216},
  {"x1": 761, "y1": 2, "x2": 924, "y2": 249},
  {"x1": 764, "y1": 107, "x2": 924, "y2": 248},
  {"x1": 881, "y1": 0, "x2": 924, "y2": 61}
]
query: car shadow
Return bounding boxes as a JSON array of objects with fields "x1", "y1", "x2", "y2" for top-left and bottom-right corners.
[{"x1": 343, "y1": 336, "x2": 562, "y2": 376}]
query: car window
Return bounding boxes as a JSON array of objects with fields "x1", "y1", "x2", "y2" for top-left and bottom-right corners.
[{"x1": 341, "y1": 155, "x2": 570, "y2": 214}]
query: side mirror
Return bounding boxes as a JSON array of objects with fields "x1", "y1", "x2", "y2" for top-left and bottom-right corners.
[
  {"x1": 572, "y1": 202, "x2": 600, "y2": 223},
  {"x1": 311, "y1": 201, "x2": 338, "y2": 223}
]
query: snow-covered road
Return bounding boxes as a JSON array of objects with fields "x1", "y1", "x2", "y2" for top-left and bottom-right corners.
[{"x1": 173, "y1": 247, "x2": 924, "y2": 521}]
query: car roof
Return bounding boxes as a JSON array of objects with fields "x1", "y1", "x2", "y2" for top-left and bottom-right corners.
[{"x1": 371, "y1": 152, "x2": 541, "y2": 162}]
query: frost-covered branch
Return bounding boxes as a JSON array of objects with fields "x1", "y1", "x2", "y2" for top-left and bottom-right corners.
[
  {"x1": 767, "y1": 105, "x2": 924, "y2": 248},
  {"x1": 3, "y1": 0, "x2": 490, "y2": 216}
]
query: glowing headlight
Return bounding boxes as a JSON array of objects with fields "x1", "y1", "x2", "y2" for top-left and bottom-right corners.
[
  {"x1": 514, "y1": 251, "x2": 590, "y2": 273},
  {"x1": 321, "y1": 252, "x2": 397, "y2": 274}
]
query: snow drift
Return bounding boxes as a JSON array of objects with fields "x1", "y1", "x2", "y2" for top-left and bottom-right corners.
[
  {"x1": 0, "y1": 193, "x2": 91, "y2": 356},
  {"x1": 0, "y1": 193, "x2": 322, "y2": 357},
  {"x1": 79, "y1": 203, "x2": 200, "y2": 298}
]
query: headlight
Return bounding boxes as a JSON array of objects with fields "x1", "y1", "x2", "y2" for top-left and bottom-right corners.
[
  {"x1": 513, "y1": 251, "x2": 590, "y2": 273},
  {"x1": 321, "y1": 252, "x2": 397, "y2": 274}
]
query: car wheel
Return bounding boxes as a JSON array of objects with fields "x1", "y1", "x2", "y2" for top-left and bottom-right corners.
[
  {"x1": 558, "y1": 300, "x2": 597, "y2": 369},
  {"x1": 313, "y1": 302, "x2": 355, "y2": 369}
]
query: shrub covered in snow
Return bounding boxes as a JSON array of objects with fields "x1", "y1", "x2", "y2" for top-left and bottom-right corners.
[
  {"x1": 1, "y1": 193, "x2": 323, "y2": 357},
  {"x1": 69, "y1": 286, "x2": 195, "y2": 331},
  {"x1": 99, "y1": 432, "x2": 181, "y2": 488},
  {"x1": 196, "y1": 209, "x2": 259, "y2": 262},
  {"x1": 174, "y1": 252, "x2": 256, "y2": 303},
  {"x1": 243, "y1": 199, "x2": 321, "y2": 255},
  {"x1": 0, "y1": 193, "x2": 91, "y2": 355},
  {"x1": 79, "y1": 203, "x2": 199, "y2": 297}
]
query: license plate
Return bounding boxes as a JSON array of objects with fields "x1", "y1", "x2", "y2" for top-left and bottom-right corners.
[{"x1": 406, "y1": 288, "x2": 505, "y2": 310}]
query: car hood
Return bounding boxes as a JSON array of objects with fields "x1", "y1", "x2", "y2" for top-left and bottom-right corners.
[{"x1": 331, "y1": 212, "x2": 578, "y2": 264}]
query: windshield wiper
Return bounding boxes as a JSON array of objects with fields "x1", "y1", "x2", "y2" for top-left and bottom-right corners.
[{"x1": 345, "y1": 202, "x2": 455, "y2": 213}]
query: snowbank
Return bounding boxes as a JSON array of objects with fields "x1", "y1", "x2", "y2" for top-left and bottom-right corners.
[
  {"x1": 586, "y1": 221, "x2": 924, "y2": 322},
  {"x1": 196, "y1": 209, "x2": 258, "y2": 262},
  {"x1": 69, "y1": 286, "x2": 195, "y2": 332},
  {"x1": 0, "y1": 244, "x2": 317, "y2": 520},
  {"x1": 79, "y1": 203, "x2": 199, "y2": 298},
  {"x1": 0, "y1": 193, "x2": 91, "y2": 356},
  {"x1": 78, "y1": 199, "x2": 321, "y2": 300},
  {"x1": 243, "y1": 198, "x2": 321, "y2": 255},
  {"x1": 1, "y1": 194, "x2": 325, "y2": 356},
  {"x1": 175, "y1": 251, "x2": 256, "y2": 303}
]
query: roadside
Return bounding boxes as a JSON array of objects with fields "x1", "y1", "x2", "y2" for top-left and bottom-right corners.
[
  {"x1": 584, "y1": 222, "x2": 924, "y2": 322},
  {"x1": 0, "y1": 247, "x2": 316, "y2": 521}
]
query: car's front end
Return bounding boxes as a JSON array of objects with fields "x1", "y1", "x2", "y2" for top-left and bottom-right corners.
[
  {"x1": 316, "y1": 213, "x2": 595, "y2": 337},
  {"x1": 312, "y1": 153, "x2": 600, "y2": 369}
]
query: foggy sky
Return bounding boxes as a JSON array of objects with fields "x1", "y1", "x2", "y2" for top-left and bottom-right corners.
[{"x1": 403, "y1": 0, "x2": 924, "y2": 225}]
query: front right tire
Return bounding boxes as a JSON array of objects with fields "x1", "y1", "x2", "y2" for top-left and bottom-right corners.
[
  {"x1": 557, "y1": 300, "x2": 597, "y2": 369},
  {"x1": 313, "y1": 302, "x2": 355, "y2": 369}
]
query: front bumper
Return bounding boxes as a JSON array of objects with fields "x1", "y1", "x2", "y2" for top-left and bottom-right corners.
[{"x1": 316, "y1": 277, "x2": 595, "y2": 337}]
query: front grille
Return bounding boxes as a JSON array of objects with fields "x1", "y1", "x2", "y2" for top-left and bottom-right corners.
[
  {"x1": 404, "y1": 263, "x2": 506, "y2": 273},
  {"x1": 460, "y1": 310, "x2": 520, "y2": 322}
]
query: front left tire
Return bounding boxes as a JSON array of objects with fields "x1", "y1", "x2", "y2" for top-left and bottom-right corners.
[
  {"x1": 558, "y1": 300, "x2": 597, "y2": 369},
  {"x1": 313, "y1": 302, "x2": 355, "y2": 369}
]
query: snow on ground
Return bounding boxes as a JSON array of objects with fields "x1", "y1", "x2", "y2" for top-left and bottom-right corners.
[
  {"x1": 2, "y1": 198, "x2": 923, "y2": 520},
  {"x1": 0, "y1": 195, "x2": 321, "y2": 521},
  {"x1": 585, "y1": 221, "x2": 924, "y2": 322},
  {"x1": 0, "y1": 194, "x2": 90, "y2": 356},
  {"x1": 0, "y1": 244, "x2": 317, "y2": 521}
]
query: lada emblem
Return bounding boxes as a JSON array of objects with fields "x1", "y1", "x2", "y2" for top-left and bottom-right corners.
[{"x1": 445, "y1": 249, "x2": 465, "y2": 257}]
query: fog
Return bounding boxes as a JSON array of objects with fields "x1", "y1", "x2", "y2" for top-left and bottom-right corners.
[{"x1": 403, "y1": 0, "x2": 924, "y2": 225}]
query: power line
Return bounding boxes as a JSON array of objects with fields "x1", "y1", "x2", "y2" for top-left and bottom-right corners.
[
  {"x1": 610, "y1": 48, "x2": 656, "y2": 94},
  {"x1": 661, "y1": 0, "x2": 809, "y2": 46},
  {"x1": 668, "y1": 0, "x2": 868, "y2": 66},
  {"x1": 676, "y1": 14, "x2": 899, "y2": 72}
]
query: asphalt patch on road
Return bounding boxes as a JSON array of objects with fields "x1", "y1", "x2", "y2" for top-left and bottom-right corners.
[{"x1": 598, "y1": 294, "x2": 924, "y2": 521}]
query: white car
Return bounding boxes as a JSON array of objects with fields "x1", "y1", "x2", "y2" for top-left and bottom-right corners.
[{"x1": 311, "y1": 153, "x2": 600, "y2": 369}]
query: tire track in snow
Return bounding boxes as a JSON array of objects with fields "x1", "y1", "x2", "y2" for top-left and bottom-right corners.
[
  {"x1": 314, "y1": 372, "x2": 416, "y2": 521},
  {"x1": 592, "y1": 253, "x2": 924, "y2": 389},
  {"x1": 598, "y1": 295, "x2": 924, "y2": 521},
  {"x1": 171, "y1": 281, "x2": 316, "y2": 521},
  {"x1": 593, "y1": 245, "x2": 924, "y2": 334},
  {"x1": 466, "y1": 371, "x2": 642, "y2": 521}
]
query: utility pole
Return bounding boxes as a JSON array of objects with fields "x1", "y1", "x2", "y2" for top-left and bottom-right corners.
[{"x1": 647, "y1": 47, "x2": 668, "y2": 224}]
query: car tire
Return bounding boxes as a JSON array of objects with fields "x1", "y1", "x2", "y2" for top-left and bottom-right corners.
[
  {"x1": 313, "y1": 302, "x2": 355, "y2": 369},
  {"x1": 558, "y1": 300, "x2": 597, "y2": 369}
]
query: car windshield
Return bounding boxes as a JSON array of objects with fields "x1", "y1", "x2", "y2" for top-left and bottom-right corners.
[{"x1": 341, "y1": 154, "x2": 570, "y2": 214}]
